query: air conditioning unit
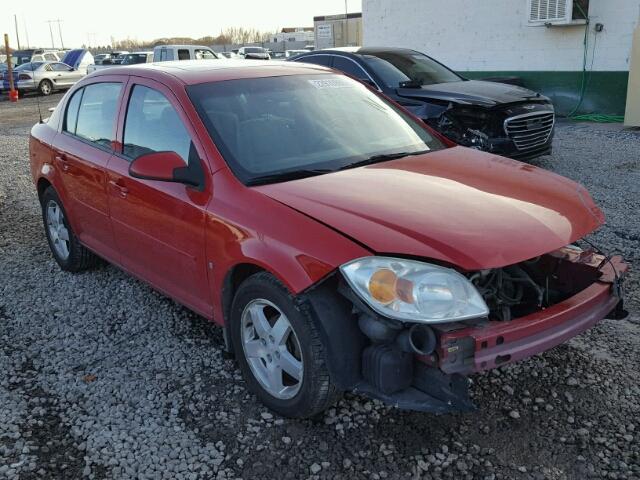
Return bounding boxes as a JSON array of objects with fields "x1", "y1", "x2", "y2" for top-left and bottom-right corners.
[{"x1": 527, "y1": 0, "x2": 588, "y2": 26}]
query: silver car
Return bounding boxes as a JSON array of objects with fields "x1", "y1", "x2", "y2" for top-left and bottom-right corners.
[{"x1": 2, "y1": 61, "x2": 85, "y2": 96}]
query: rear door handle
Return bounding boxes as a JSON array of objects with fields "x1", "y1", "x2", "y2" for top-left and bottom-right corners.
[{"x1": 108, "y1": 180, "x2": 129, "y2": 198}]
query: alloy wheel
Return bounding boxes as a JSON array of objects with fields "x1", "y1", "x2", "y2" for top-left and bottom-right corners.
[
  {"x1": 240, "y1": 299, "x2": 304, "y2": 399},
  {"x1": 46, "y1": 200, "x2": 70, "y2": 260}
]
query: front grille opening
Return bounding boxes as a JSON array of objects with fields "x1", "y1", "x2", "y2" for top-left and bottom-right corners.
[{"x1": 505, "y1": 111, "x2": 555, "y2": 151}]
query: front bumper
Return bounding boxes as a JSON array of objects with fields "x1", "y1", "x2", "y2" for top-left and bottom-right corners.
[{"x1": 432, "y1": 255, "x2": 628, "y2": 375}]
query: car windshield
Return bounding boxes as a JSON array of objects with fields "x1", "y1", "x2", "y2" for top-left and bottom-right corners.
[
  {"x1": 362, "y1": 51, "x2": 463, "y2": 88},
  {"x1": 121, "y1": 54, "x2": 148, "y2": 65},
  {"x1": 188, "y1": 74, "x2": 443, "y2": 185},
  {"x1": 15, "y1": 62, "x2": 43, "y2": 71},
  {"x1": 244, "y1": 47, "x2": 265, "y2": 53},
  {"x1": 11, "y1": 53, "x2": 33, "y2": 66}
]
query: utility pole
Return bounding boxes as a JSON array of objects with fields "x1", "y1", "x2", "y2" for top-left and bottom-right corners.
[
  {"x1": 23, "y1": 16, "x2": 30, "y2": 48},
  {"x1": 55, "y1": 19, "x2": 64, "y2": 49},
  {"x1": 46, "y1": 20, "x2": 55, "y2": 48},
  {"x1": 344, "y1": 0, "x2": 349, "y2": 46},
  {"x1": 4, "y1": 33, "x2": 18, "y2": 102},
  {"x1": 14, "y1": 14, "x2": 21, "y2": 49}
]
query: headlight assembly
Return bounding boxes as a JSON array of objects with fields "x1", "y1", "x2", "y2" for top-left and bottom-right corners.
[{"x1": 340, "y1": 257, "x2": 489, "y2": 324}]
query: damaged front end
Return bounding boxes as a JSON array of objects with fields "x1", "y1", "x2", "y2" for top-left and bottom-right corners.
[
  {"x1": 435, "y1": 245, "x2": 628, "y2": 375},
  {"x1": 304, "y1": 245, "x2": 627, "y2": 415},
  {"x1": 418, "y1": 101, "x2": 555, "y2": 160}
]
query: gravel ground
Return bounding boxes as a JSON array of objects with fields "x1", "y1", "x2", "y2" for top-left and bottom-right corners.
[{"x1": 0, "y1": 93, "x2": 639, "y2": 480}]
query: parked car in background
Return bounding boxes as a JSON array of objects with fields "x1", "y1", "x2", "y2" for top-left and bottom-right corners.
[
  {"x1": 217, "y1": 51, "x2": 239, "y2": 59},
  {"x1": 111, "y1": 53, "x2": 129, "y2": 65},
  {"x1": 120, "y1": 52, "x2": 154, "y2": 65},
  {"x1": 285, "y1": 49, "x2": 310, "y2": 59},
  {"x1": 270, "y1": 52, "x2": 286, "y2": 59},
  {"x1": 60, "y1": 49, "x2": 94, "y2": 75},
  {"x1": 2, "y1": 61, "x2": 84, "y2": 95},
  {"x1": 238, "y1": 46, "x2": 270, "y2": 60},
  {"x1": 30, "y1": 60, "x2": 626, "y2": 419},
  {"x1": 153, "y1": 45, "x2": 218, "y2": 62},
  {"x1": 292, "y1": 47, "x2": 555, "y2": 160},
  {"x1": 10, "y1": 49, "x2": 65, "y2": 66},
  {"x1": 88, "y1": 51, "x2": 150, "y2": 73},
  {"x1": 93, "y1": 53, "x2": 112, "y2": 65}
]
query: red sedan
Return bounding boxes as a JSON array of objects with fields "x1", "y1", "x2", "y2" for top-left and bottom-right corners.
[{"x1": 29, "y1": 60, "x2": 627, "y2": 418}]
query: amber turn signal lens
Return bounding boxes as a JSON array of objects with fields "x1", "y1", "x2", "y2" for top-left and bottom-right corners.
[{"x1": 368, "y1": 269, "x2": 398, "y2": 304}]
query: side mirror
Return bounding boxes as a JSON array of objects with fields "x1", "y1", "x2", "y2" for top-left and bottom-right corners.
[{"x1": 129, "y1": 151, "x2": 201, "y2": 187}]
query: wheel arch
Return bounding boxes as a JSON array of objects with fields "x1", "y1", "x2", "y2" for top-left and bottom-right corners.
[{"x1": 36, "y1": 177, "x2": 53, "y2": 202}]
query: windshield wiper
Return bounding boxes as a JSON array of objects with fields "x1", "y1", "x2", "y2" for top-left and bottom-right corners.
[
  {"x1": 339, "y1": 150, "x2": 429, "y2": 171},
  {"x1": 246, "y1": 169, "x2": 333, "y2": 186}
]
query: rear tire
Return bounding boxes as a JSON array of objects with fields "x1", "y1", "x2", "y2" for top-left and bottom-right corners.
[
  {"x1": 230, "y1": 272, "x2": 340, "y2": 418},
  {"x1": 39, "y1": 79, "x2": 53, "y2": 96},
  {"x1": 41, "y1": 187, "x2": 101, "y2": 272}
]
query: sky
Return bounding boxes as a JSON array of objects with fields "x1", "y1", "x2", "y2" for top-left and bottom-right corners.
[{"x1": 1, "y1": 0, "x2": 362, "y2": 50}]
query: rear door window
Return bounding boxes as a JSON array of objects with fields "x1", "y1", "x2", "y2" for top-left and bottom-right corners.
[
  {"x1": 73, "y1": 83, "x2": 122, "y2": 149},
  {"x1": 194, "y1": 49, "x2": 216, "y2": 59},
  {"x1": 51, "y1": 63, "x2": 70, "y2": 71},
  {"x1": 123, "y1": 85, "x2": 192, "y2": 163},
  {"x1": 177, "y1": 49, "x2": 190, "y2": 60}
]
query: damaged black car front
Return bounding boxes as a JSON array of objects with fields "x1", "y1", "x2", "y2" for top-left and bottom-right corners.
[{"x1": 357, "y1": 47, "x2": 556, "y2": 160}]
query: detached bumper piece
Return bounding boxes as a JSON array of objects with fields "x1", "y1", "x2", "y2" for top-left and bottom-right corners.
[
  {"x1": 356, "y1": 345, "x2": 474, "y2": 413},
  {"x1": 433, "y1": 253, "x2": 628, "y2": 375}
]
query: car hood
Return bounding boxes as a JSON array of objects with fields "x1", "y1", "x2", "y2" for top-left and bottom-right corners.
[
  {"x1": 396, "y1": 80, "x2": 546, "y2": 107},
  {"x1": 255, "y1": 147, "x2": 603, "y2": 271}
]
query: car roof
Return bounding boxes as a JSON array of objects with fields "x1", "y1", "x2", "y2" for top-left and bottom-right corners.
[
  {"x1": 312, "y1": 46, "x2": 418, "y2": 56},
  {"x1": 89, "y1": 59, "x2": 332, "y2": 85},
  {"x1": 154, "y1": 44, "x2": 213, "y2": 49}
]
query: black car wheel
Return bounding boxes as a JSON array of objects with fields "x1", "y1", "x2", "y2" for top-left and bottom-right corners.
[
  {"x1": 41, "y1": 187, "x2": 101, "y2": 271},
  {"x1": 39, "y1": 79, "x2": 53, "y2": 96},
  {"x1": 230, "y1": 272, "x2": 340, "y2": 418}
]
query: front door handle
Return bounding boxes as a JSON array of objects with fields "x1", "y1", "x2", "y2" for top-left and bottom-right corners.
[
  {"x1": 54, "y1": 153, "x2": 69, "y2": 171},
  {"x1": 108, "y1": 180, "x2": 129, "y2": 198}
]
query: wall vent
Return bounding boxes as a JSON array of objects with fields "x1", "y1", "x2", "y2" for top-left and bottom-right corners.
[{"x1": 527, "y1": 0, "x2": 588, "y2": 26}]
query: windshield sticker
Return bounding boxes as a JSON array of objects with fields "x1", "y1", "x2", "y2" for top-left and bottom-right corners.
[{"x1": 308, "y1": 78, "x2": 351, "y2": 89}]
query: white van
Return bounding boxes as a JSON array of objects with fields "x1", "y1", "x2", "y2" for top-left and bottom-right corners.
[{"x1": 153, "y1": 45, "x2": 218, "y2": 62}]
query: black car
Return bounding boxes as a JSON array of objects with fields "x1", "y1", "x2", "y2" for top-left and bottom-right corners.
[{"x1": 290, "y1": 47, "x2": 555, "y2": 160}]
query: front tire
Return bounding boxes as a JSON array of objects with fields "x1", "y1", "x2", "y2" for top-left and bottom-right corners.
[
  {"x1": 39, "y1": 79, "x2": 53, "y2": 96},
  {"x1": 41, "y1": 187, "x2": 100, "y2": 272},
  {"x1": 230, "y1": 272, "x2": 340, "y2": 418}
]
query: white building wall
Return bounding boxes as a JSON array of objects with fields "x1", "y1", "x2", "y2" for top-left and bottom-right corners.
[{"x1": 363, "y1": 0, "x2": 640, "y2": 72}]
